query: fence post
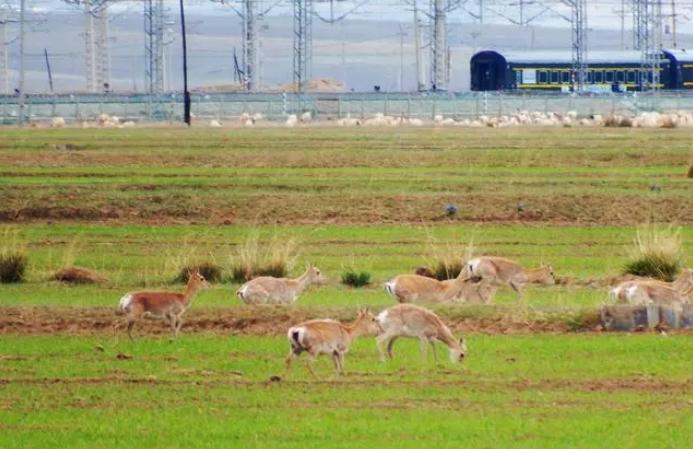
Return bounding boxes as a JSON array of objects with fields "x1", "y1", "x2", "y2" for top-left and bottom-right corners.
[
  {"x1": 360, "y1": 97, "x2": 365, "y2": 119},
  {"x1": 75, "y1": 99, "x2": 80, "y2": 121}
]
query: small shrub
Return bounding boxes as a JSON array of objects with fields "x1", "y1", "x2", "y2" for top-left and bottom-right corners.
[
  {"x1": 0, "y1": 227, "x2": 28, "y2": 283},
  {"x1": 687, "y1": 164, "x2": 693, "y2": 178},
  {"x1": 341, "y1": 270, "x2": 371, "y2": 288},
  {"x1": 623, "y1": 224, "x2": 682, "y2": 281},
  {"x1": 432, "y1": 261, "x2": 464, "y2": 281},
  {"x1": 53, "y1": 266, "x2": 107, "y2": 284},
  {"x1": 175, "y1": 262, "x2": 223, "y2": 283},
  {"x1": 0, "y1": 252, "x2": 28, "y2": 283}
]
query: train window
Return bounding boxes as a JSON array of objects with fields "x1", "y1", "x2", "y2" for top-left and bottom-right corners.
[
  {"x1": 551, "y1": 72, "x2": 559, "y2": 83},
  {"x1": 594, "y1": 71, "x2": 603, "y2": 83},
  {"x1": 586, "y1": 72, "x2": 593, "y2": 83},
  {"x1": 538, "y1": 71, "x2": 548, "y2": 83},
  {"x1": 627, "y1": 71, "x2": 636, "y2": 83},
  {"x1": 617, "y1": 71, "x2": 625, "y2": 82},
  {"x1": 605, "y1": 71, "x2": 614, "y2": 82},
  {"x1": 516, "y1": 71, "x2": 522, "y2": 83},
  {"x1": 561, "y1": 72, "x2": 570, "y2": 83}
]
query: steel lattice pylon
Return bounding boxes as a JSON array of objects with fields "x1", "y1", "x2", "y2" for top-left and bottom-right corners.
[
  {"x1": 144, "y1": 0, "x2": 166, "y2": 93},
  {"x1": 570, "y1": 0, "x2": 588, "y2": 92},
  {"x1": 0, "y1": 8, "x2": 9, "y2": 95},
  {"x1": 293, "y1": 0, "x2": 313, "y2": 92},
  {"x1": 633, "y1": 0, "x2": 663, "y2": 91},
  {"x1": 431, "y1": 0, "x2": 447, "y2": 91},
  {"x1": 83, "y1": 1, "x2": 111, "y2": 93},
  {"x1": 243, "y1": 0, "x2": 259, "y2": 91}
]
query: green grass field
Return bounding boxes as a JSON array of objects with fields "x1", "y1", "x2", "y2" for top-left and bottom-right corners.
[{"x1": 0, "y1": 127, "x2": 691, "y2": 448}]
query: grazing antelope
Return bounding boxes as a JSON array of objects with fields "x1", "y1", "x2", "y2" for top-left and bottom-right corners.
[
  {"x1": 285, "y1": 308, "x2": 381, "y2": 377},
  {"x1": 116, "y1": 272, "x2": 209, "y2": 340},
  {"x1": 464, "y1": 256, "x2": 555, "y2": 303},
  {"x1": 236, "y1": 264, "x2": 325, "y2": 305},
  {"x1": 375, "y1": 304, "x2": 466, "y2": 364},
  {"x1": 385, "y1": 269, "x2": 496, "y2": 304}
]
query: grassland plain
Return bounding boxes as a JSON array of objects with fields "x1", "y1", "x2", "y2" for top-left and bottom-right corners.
[{"x1": 0, "y1": 127, "x2": 692, "y2": 448}]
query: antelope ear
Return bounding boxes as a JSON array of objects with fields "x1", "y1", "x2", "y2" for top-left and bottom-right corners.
[{"x1": 459, "y1": 337, "x2": 465, "y2": 345}]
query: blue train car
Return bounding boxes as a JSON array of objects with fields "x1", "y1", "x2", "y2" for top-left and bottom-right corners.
[{"x1": 470, "y1": 50, "x2": 692, "y2": 92}]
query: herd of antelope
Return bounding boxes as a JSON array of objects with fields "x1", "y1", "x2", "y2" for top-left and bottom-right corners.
[{"x1": 115, "y1": 256, "x2": 693, "y2": 376}]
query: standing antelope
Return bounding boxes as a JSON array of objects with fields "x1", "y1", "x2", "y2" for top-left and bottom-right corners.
[
  {"x1": 236, "y1": 264, "x2": 325, "y2": 305},
  {"x1": 385, "y1": 270, "x2": 496, "y2": 304},
  {"x1": 285, "y1": 308, "x2": 381, "y2": 377},
  {"x1": 117, "y1": 272, "x2": 209, "y2": 340},
  {"x1": 464, "y1": 256, "x2": 555, "y2": 303},
  {"x1": 376, "y1": 304, "x2": 466, "y2": 364}
]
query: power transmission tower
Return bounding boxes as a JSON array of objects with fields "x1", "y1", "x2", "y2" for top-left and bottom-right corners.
[
  {"x1": 563, "y1": 0, "x2": 587, "y2": 92},
  {"x1": 293, "y1": 0, "x2": 313, "y2": 92},
  {"x1": 633, "y1": 0, "x2": 663, "y2": 91},
  {"x1": 0, "y1": 6, "x2": 16, "y2": 95},
  {"x1": 431, "y1": 0, "x2": 447, "y2": 91},
  {"x1": 63, "y1": 1, "x2": 111, "y2": 93},
  {"x1": 145, "y1": 0, "x2": 166, "y2": 93},
  {"x1": 242, "y1": 0, "x2": 259, "y2": 91}
]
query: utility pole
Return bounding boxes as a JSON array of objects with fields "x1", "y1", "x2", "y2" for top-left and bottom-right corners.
[
  {"x1": 398, "y1": 24, "x2": 405, "y2": 92},
  {"x1": 569, "y1": 0, "x2": 588, "y2": 92},
  {"x1": 671, "y1": 0, "x2": 677, "y2": 48},
  {"x1": 179, "y1": 0, "x2": 190, "y2": 125},
  {"x1": 44, "y1": 49, "x2": 54, "y2": 92},
  {"x1": 19, "y1": 0, "x2": 25, "y2": 125}
]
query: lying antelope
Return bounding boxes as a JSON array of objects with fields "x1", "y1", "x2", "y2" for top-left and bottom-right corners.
[
  {"x1": 385, "y1": 269, "x2": 496, "y2": 304},
  {"x1": 464, "y1": 256, "x2": 555, "y2": 303},
  {"x1": 117, "y1": 272, "x2": 209, "y2": 340},
  {"x1": 285, "y1": 308, "x2": 380, "y2": 377},
  {"x1": 376, "y1": 304, "x2": 466, "y2": 364},
  {"x1": 610, "y1": 275, "x2": 693, "y2": 311},
  {"x1": 236, "y1": 264, "x2": 325, "y2": 305}
]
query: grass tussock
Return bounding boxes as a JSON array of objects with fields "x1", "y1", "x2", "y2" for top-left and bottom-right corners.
[
  {"x1": 341, "y1": 270, "x2": 371, "y2": 288},
  {"x1": 229, "y1": 233, "x2": 298, "y2": 283},
  {"x1": 174, "y1": 262, "x2": 223, "y2": 284},
  {"x1": 425, "y1": 233, "x2": 475, "y2": 280},
  {"x1": 0, "y1": 228, "x2": 28, "y2": 283},
  {"x1": 623, "y1": 224, "x2": 682, "y2": 281},
  {"x1": 53, "y1": 266, "x2": 107, "y2": 284}
]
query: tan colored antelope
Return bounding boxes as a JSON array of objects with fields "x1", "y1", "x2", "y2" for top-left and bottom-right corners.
[
  {"x1": 285, "y1": 308, "x2": 381, "y2": 377},
  {"x1": 610, "y1": 270, "x2": 693, "y2": 310},
  {"x1": 116, "y1": 272, "x2": 209, "y2": 340},
  {"x1": 385, "y1": 270, "x2": 496, "y2": 304},
  {"x1": 236, "y1": 264, "x2": 325, "y2": 305},
  {"x1": 610, "y1": 281, "x2": 691, "y2": 312},
  {"x1": 464, "y1": 256, "x2": 555, "y2": 303},
  {"x1": 375, "y1": 304, "x2": 466, "y2": 364}
]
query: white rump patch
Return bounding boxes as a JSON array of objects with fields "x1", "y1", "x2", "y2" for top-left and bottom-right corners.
[
  {"x1": 118, "y1": 294, "x2": 133, "y2": 311},
  {"x1": 384, "y1": 280, "x2": 397, "y2": 297},
  {"x1": 237, "y1": 285, "x2": 249, "y2": 300},
  {"x1": 376, "y1": 310, "x2": 389, "y2": 327},
  {"x1": 288, "y1": 326, "x2": 306, "y2": 347},
  {"x1": 468, "y1": 259, "x2": 481, "y2": 275}
]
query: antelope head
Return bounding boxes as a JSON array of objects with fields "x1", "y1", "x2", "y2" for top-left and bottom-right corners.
[{"x1": 449, "y1": 336, "x2": 467, "y2": 364}]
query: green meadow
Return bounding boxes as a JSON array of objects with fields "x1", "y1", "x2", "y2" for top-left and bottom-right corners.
[{"x1": 0, "y1": 127, "x2": 691, "y2": 448}]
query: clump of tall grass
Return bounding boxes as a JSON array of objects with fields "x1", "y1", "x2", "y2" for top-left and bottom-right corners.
[
  {"x1": 229, "y1": 233, "x2": 298, "y2": 283},
  {"x1": 174, "y1": 262, "x2": 223, "y2": 284},
  {"x1": 623, "y1": 224, "x2": 682, "y2": 281},
  {"x1": 425, "y1": 234, "x2": 475, "y2": 281},
  {"x1": 0, "y1": 228, "x2": 28, "y2": 283},
  {"x1": 341, "y1": 270, "x2": 371, "y2": 288}
]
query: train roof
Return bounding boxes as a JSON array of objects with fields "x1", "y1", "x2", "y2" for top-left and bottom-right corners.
[
  {"x1": 473, "y1": 50, "x2": 643, "y2": 65},
  {"x1": 663, "y1": 49, "x2": 693, "y2": 63}
]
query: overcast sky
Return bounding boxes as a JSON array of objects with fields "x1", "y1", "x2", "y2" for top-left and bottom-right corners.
[{"x1": 14, "y1": 0, "x2": 693, "y2": 33}]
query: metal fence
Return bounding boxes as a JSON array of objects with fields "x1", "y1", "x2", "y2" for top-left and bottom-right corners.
[{"x1": 2, "y1": 91, "x2": 693, "y2": 124}]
